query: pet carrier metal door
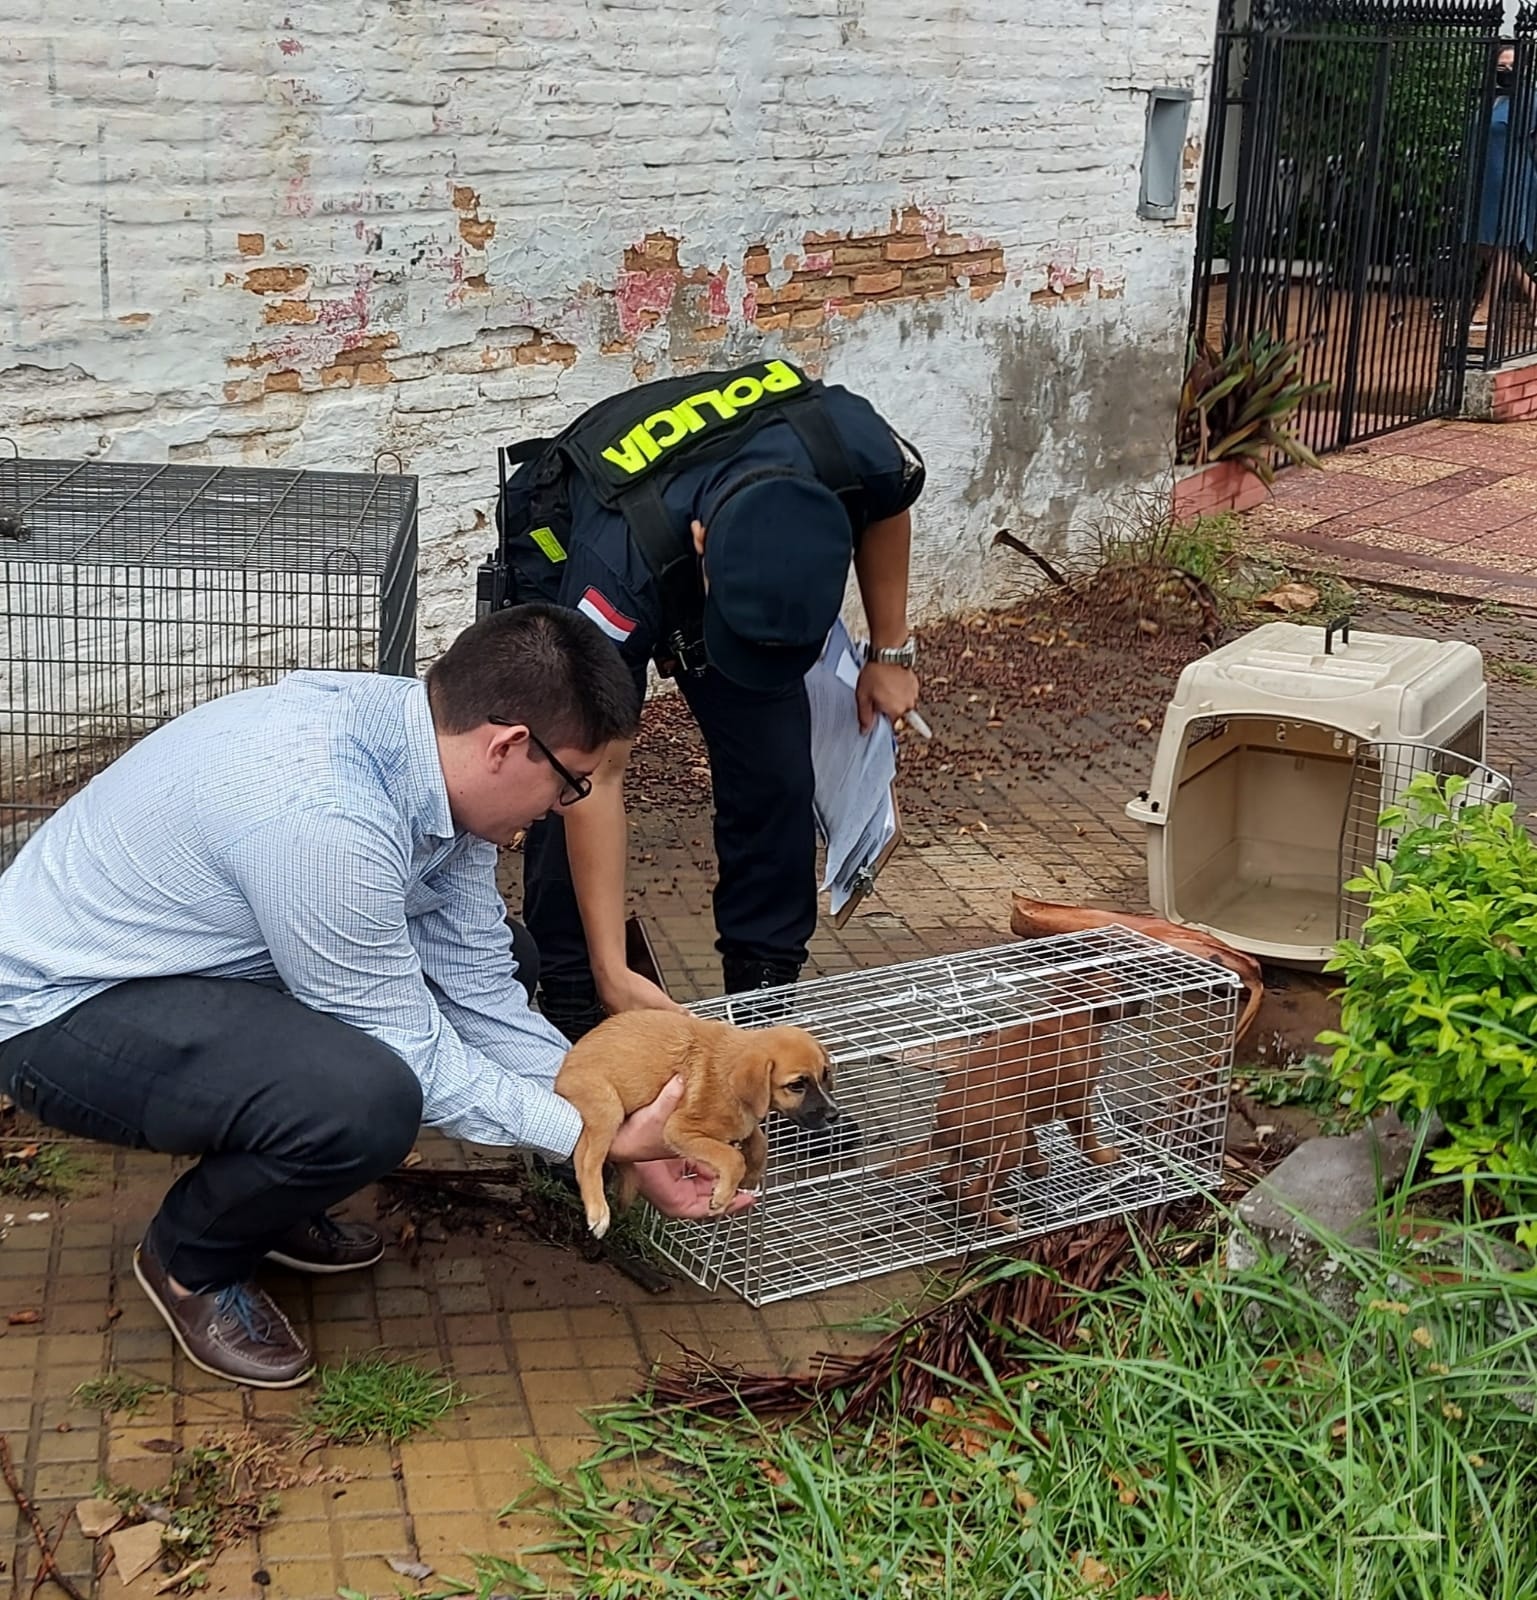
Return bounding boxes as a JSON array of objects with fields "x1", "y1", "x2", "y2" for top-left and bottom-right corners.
[
  {"x1": 1338, "y1": 738, "x2": 1513, "y2": 941},
  {"x1": 0, "y1": 458, "x2": 417, "y2": 869}
]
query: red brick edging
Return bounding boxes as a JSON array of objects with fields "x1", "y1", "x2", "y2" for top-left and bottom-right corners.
[{"x1": 1174, "y1": 459, "x2": 1273, "y2": 520}]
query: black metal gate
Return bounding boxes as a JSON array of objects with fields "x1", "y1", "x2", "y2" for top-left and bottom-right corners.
[{"x1": 1192, "y1": 0, "x2": 1508, "y2": 454}]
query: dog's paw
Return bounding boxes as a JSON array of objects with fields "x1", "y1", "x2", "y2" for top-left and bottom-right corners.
[
  {"x1": 587, "y1": 1206, "x2": 612, "y2": 1239},
  {"x1": 1087, "y1": 1144, "x2": 1123, "y2": 1166}
]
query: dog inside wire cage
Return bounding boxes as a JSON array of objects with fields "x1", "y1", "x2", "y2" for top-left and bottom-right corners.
[{"x1": 645, "y1": 927, "x2": 1240, "y2": 1305}]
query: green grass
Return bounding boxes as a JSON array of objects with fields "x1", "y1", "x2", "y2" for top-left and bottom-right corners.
[
  {"x1": 103, "y1": 1440, "x2": 280, "y2": 1560},
  {"x1": 0, "y1": 1142, "x2": 89, "y2": 1198},
  {"x1": 1486, "y1": 656, "x2": 1537, "y2": 686},
  {"x1": 497, "y1": 1192, "x2": 1537, "y2": 1599},
  {"x1": 518, "y1": 1157, "x2": 666, "y2": 1263},
  {"x1": 73, "y1": 1371, "x2": 167, "y2": 1417},
  {"x1": 295, "y1": 1355, "x2": 467, "y2": 1447}
]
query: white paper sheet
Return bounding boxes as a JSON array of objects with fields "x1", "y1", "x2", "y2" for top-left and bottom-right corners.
[{"x1": 805, "y1": 619, "x2": 899, "y2": 915}]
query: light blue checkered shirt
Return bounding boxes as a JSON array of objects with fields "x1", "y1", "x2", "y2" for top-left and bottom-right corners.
[{"x1": 0, "y1": 672, "x2": 582, "y2": 1159}]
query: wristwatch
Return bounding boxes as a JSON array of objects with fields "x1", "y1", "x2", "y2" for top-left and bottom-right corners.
[{"x1": 871, "y1": 636, "x2": 917, "y2": 668}]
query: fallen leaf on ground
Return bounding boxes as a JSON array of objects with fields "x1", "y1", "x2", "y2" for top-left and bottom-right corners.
[
  {"x1": 1076, "y1": 1552, "x2": 1119, "y2": 1588},
  {"x1": 1255, "y1": 581, "x2": 1320, "y2": 613},
  {"x1": 75, "y1": 1497, "x2": 123, "y2": 1538},
  {"x1": 110, "y1": 1521, "x2": 165, "y2": 1583},
  {"x1": 7, "y1": 1308, "x2": 41, "y2": 1325},
  {"x1": 385, "y1": 1557, "x2": 434, "y2": 1580},
  {"x1": 155, "y1": 1559, "x2": 207, "y2": 1594},
  {"x1": 140, "y1": 1438, "x2": 179, "y2": 1454}
]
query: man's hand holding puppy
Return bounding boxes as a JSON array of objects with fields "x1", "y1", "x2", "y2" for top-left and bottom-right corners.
[{"x1": 599, "y1": 1074, "x2": 759, "y2": 1222}]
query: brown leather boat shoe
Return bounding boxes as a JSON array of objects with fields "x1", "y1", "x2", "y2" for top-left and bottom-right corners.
[{"x1": 134, "y1": 1240, "x2": 314, "y2": 1389}]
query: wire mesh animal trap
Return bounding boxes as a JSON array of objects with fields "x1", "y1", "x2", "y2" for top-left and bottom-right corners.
[
  {"x1": 0, "y1": 457, "x2": 417, "y2": 868},
  {"x1": 1338, "y1": 739, "x2": 1513, "y2": 942},
  {"x1": 646, "y1": 928, "x2": 1240, "y2": 1305}
]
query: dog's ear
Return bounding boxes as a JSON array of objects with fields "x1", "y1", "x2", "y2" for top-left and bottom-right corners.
[{"x1": 729, "y1": 1043, "x2": 776, "y2": 1120}]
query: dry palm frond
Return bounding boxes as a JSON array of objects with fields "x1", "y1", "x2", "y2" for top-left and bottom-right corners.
[{"x1": 649, "y1": 1163, "x2": 1263, "y2": 1427}]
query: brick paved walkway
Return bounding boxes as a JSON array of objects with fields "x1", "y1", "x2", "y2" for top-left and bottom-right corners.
[
  {"x1": 1245, "y1": 418, "x2": 1537, "y2": 607},
  {"x1": 5, "y1": 583, "x2": 1536, "y2": 1600}
]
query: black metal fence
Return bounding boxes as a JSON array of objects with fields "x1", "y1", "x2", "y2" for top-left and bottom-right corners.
[{"x1": 1192, "y1": 0, "x2": 1537, "y2": 455}]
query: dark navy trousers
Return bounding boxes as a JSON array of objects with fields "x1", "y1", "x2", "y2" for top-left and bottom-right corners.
[{"x1": 523, "y1": 664, "x2": 816, "y2": 1020}]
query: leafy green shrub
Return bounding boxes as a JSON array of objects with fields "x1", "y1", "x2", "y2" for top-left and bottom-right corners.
[
  {"x1": 1322, "y1": 773, "x2": 1537, "y2": 1240},
  {"x1": 1177, "y1": 333, "x2": 1329, "y2": 485}
]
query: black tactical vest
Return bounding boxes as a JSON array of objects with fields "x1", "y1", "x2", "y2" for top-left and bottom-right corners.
[{"x1": 480, "y1": 358, "x2": 862, "y2": 674}]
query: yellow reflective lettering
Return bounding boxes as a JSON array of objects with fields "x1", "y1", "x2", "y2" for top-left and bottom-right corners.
[
  {"x1": 685, "y1": 388, "x2": 736, "y2": 423},
  {"x1": 644, "y1": 407, "x2": 697, "y2": 449},
  {"x1": 600, "y1": 433, "x2": 651, "y2": 475},
  {"x1": 760, "y1": 359, "x2": 802, "y2": 393},
  {"x1": 723, "y1": 375, "x2": 764, "y2": 410}
]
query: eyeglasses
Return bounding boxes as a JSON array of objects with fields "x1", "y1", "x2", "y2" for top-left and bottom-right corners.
[{"x1": 488, "y1": 717, "x2": 592, "y2": 805}]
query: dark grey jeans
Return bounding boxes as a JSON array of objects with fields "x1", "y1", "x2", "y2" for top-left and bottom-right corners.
[
  {"x1": 0, "y1": 919, "x2": 542, "y2": 1290},
  {"x1": 0, "y1": 976, "x2": 423, "y2": 1292}
]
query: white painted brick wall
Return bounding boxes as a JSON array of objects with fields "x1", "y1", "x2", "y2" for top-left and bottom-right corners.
[{"x1": 0, "y1": 0, "x2": 1218, "y2": 659}]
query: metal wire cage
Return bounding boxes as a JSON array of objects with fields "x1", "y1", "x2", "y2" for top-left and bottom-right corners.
[
  {"x1": 646, "y1": 928, "x2": 1240, "y2": 1305},
  {"x1": 1338, "y1": 739, "x2": 1513, "y2": 942},
  {"x1": 0, "y1": 457, "x2": 417, "y2": 869}
]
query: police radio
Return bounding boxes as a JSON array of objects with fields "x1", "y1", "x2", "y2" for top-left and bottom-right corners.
[{"x1": 475, "y1": 556, "x2": 510, "y2": 619}]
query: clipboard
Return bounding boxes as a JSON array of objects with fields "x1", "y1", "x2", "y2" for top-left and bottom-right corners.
[{"x1": 829, "y1": 791, "x2": 903, "y2": 928}]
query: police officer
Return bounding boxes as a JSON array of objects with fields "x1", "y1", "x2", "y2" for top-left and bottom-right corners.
[{"x1": 482, "y1": 357, "x2": 924, "y2": 1040}]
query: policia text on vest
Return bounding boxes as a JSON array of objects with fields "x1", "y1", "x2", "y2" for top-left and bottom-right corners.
[
  {"x1": 599, "y1": 359, "x2": 805, "y2": 478},
  {"x1": 478, "y1": 358, "x2": 862, "y2": 678}
]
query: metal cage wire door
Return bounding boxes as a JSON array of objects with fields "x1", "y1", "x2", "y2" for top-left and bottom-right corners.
[
  {"x1": 1338, "y1": 738, "x2": 1513, "y2": 941},
  {"x1": 645, "y1": 928, "x2": 1240, "y2": 1306},
  {"x1": 0, "y1": 458, "x2": 417, "y2": 870}
]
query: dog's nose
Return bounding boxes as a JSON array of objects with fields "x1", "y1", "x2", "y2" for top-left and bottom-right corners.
[{"x1": 822, "y1": 1100, "x2": 842, "y2": 1124}]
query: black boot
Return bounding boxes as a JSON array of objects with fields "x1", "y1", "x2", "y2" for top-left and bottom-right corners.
[
  {"x1": 721, "y1": 955, "x2": 801, "y2": 992},
  {"x1": 720, "y1": 957, "x2": 800, "y2": 1025}
]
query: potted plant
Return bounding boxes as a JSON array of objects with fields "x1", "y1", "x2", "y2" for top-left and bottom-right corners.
[{"x1": 1174, "y1": 332, "x2": 1328, "y2": 519}]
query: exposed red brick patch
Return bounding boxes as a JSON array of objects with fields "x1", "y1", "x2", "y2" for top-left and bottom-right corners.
[
  {"x1": 243, "y1": 266, "x2": 309, "y2": 295},
  {"x1": 117, "y1": 312, "x2": 152, "y2": 326},
  {"x1": 237, "y1": 233, "x2": 265, "y2": 257},
  {"x1": 460, "y1": 217, "x2": 496, "y2": 249},
  {"x1": 743, "y1": 207, "x2": 1006, "y2": 338},
  {"x1": 611, "y1": 231, "x2": 729, "y2": 340},
  {"x1": 624, "y1": 232, "x2": 681, "y2": 272},
  {"x1": 451, "y1": 185, "x2": 478, "y2": 212},
  {"x1": 262, "y1": 299, "x2": 316, "y2": 325},
  {"x1": 515, "y1": 336, "x2": 577, "y2": 367},
  {"x1": 263, "y1": 369, "x2": 302, "y2": 393}
]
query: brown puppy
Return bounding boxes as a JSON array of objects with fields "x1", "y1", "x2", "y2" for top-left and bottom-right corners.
[
  {"x1": 887, "y1": 998, "x2": 1135, "y2": 1230},
  {"x1": 554, "y1": 1010, "x2": 839, "y2": 1239}
]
